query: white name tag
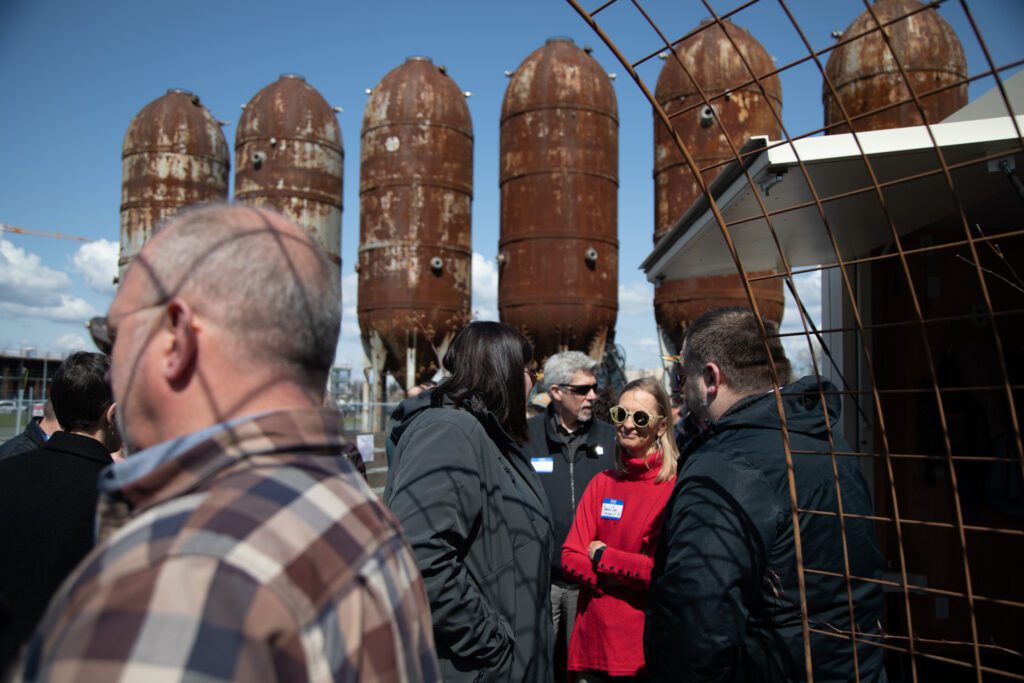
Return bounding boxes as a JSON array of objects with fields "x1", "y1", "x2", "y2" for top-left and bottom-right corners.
[
  {"x1": 600, "y1": 498, "x2": 624, "y2": 520},
  {"x1": 531, "y1": 457, "x2": 554, "y2": 473}
]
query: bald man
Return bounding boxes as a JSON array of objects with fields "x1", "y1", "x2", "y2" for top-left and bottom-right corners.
[{"x1": 20, "y1": 206, "x2": 439, "y2": 682}]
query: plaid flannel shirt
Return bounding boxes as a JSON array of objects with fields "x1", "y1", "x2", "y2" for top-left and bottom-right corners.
[{"x1": 20, "y1": 409, "x2": 440, "y2": 682}]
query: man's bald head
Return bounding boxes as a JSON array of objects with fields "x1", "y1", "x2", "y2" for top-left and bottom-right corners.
[{"x1": 125, "y1": 204, "x2": 341, "y2": 393}]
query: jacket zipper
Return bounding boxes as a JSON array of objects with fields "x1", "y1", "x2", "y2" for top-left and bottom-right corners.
[{"x1": 569, "y1": 458, "x2": 576, "y2": 509}]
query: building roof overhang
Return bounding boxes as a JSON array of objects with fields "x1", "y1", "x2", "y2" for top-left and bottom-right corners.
[{"x1": 642, "y1": 113, "x2": 1024, "y2": 282}]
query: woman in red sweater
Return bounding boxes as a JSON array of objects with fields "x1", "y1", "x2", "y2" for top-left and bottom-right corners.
[{"x1": 561, "y1": 377, "x2": 679, "y2": 681}]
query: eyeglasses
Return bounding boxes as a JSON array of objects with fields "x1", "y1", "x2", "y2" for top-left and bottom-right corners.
[
  {"x1": 609, "y1": 405, "x2": 662, "y2": 428},
  {"x1": 558, "y1": 383, "x2": 599, "y2": 396},
  {"x1": 87, "y1": 302, "x2": 166, "y2": 355}
]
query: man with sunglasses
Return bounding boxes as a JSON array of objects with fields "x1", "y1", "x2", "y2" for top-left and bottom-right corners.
[
  {"x1": 644, "y1": 307, "x2": 885, "y2": 682},
  {"x1": 525, "y1": 351, "x2": 616, "y2": 681},
  {"x1": 19, "y1": 205, "x2": 438, "y2": 682}
]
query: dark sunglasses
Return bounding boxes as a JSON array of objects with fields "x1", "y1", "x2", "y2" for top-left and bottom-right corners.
[
  {"x1": 609, "y1": 405, "x2": 662, "y2": 428},
  {"x1": 558, "y1": 383, "x2": 599, "y2": 396}
]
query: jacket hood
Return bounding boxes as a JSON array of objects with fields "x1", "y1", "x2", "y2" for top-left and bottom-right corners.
[
  {"x1": 389, "y1": 387, "x2": 519, "y2": 453},
  {"x1": 388, "y1": 388, "x2": 438, "y2": 449},
  {"x1": 713, "y1": 375, "x2": 842, "y2": 441}
]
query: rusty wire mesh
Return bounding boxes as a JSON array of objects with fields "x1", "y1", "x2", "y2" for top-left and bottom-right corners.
[{"x1": 564, "y1": 0, "x2": 1024, "y2": 680}]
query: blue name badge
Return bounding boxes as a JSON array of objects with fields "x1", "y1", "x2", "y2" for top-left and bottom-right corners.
[
  {"x1": 531, "y1": 457, "x2": 554, "y2": 474},
  {"x1": 600, "y1": 498, "x2": 624, "y2": 520}
]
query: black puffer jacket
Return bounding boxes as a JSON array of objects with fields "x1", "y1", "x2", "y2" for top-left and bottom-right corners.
[
  {"x1": 525, "y1": 407, "x2": 617, "y2": 581},
  {"x1": 385, "y1": 393, "x2": 554, "y2": 682},
  {"x1": 645, "y1": 377, "x2": 886, "y2": 682}
]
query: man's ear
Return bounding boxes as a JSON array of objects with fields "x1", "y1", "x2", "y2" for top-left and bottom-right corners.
[
  {"x1": 104, "y1": 402, "x2": 116, "y2": 427},
  {"x1": 163, "y1": 299, "x2": 198, "y2": 384},
  {"x1": 704, "y1": 362, "x2": 723, "y2": 399}
]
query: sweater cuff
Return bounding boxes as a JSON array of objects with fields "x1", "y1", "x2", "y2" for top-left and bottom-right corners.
[{"x1": 595, "y1": 546, "x2": 654, "y2": 586}]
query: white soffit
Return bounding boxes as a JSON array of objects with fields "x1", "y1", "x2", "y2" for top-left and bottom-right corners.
[{"x1": 644, "y1": 115, "x2": 1024, "y2": 282}]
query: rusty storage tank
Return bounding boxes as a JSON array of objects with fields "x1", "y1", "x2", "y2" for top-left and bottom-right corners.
[
  {"x1": 499, "y1": 37, "x2": 618, "y2": 362},
  {"x1": 824, "y1": 0, "x2": 967, "y2": 133},
  {"x1": 653, "y1": 19, "x2": 785, "y2": 354},
  {"x1": 234, "y1": 75, "x2": 343, "y2": 268},
  {"x1": 358, "y1": 57, "x2": 472, "y2": 387},
  {"x1": 119, "y1": 89, "x2": 229, "y2": 279}
]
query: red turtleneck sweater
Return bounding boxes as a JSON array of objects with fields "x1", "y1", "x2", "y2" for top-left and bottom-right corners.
[{"x1": 561, "y1": 451, "x2": 676, "y2": 676}]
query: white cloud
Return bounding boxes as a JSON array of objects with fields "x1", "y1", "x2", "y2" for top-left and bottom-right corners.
[
  {"x1": 0, "y1": 238, "x2": 70, "y2": 302},
  {"x1": 340, "y1": 272, "x2": 361, "y2": 340},
  {"x1": 52, "y1": 333, "x2": 90, "y2": 352},
  {"x1": 780, "y1": 269, "x2": 823, "y2": 334},
  {"x1": 0, "y1": 294, "x2": 96, "y2": 323},
  {"x1": 471, "y1": 252, "x2": 499, "y2": 321},
  {"x1": 631, "y1": 336, "x2": 661, "y2": 355},
  {"x1": 72, "y1": 239, "x2": 118, "y2": 293},
  {"x1": 618, "y1": 281, "x2": 654, "y2": 315},
  {"x1": 780, "y1": 270, "x2": 824, "y2": 374}
]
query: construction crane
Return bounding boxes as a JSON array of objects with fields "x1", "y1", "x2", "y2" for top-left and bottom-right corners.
[{"x1": 0, "y1": 222, "x2": 93, "y2": 242}]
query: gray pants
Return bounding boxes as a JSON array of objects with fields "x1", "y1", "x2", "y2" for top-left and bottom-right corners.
[{"x1": 551, "y1": 582, "x2": 579, "y2": 681}]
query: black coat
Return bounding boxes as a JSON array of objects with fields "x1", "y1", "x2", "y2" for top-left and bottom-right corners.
[
  {"x1": 385, "y1": 395, "x2": 554, "y2": 682},
  {"x1": 0, "y1": 421, "x2": 47, "y2": 463},
  {"x1": 645, "y1": 377, "x2": 887, "y2": 682},
  {"x1": 0, "y1": 431, "x2": 113, "y2": 670},
  {"x1": 525, "y1": 407, "x2": 617, "y2": 580}
]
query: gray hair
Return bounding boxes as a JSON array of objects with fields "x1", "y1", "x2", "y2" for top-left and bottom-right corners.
[
  {"x1": 543, "y1": 351, "x2": 599, "y2": 389},
  {"x1": 141, "y1": 204, "x2": 341, "y2": 392}
]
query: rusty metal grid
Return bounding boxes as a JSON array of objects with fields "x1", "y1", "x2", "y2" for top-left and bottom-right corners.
[{"x1": 565, "y1": 0, "x2": 1024, "y2": 680}]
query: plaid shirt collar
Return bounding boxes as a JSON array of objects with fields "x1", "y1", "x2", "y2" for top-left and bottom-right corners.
[{"x1": 100, "y1": 409, "x2": 348, "y2": 515}]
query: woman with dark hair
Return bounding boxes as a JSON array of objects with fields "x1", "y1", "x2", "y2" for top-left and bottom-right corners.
[
  {"x1": 384, "y1": 321, "x2": 554, "y2": 682},
  {"x1": 561, "y1": 377, "x2": 678, "y2": 681}
]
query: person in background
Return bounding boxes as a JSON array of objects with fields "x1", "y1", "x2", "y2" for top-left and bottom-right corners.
[
  {"x1": 525, "y1": 351, "x2": 616, "y2": 681},
  {"x1": 0, "y1": 353, "x2": 120, "y2": 671},
  {"x1": 0, "y1": 399, "x2": 61, "y2": 462},
  {"x1": 19, "y1": 205, "x2": 438, "y2": 682},
  {"x1": 406, "y1": 380, "x2": 437, "y2": 399},
  {"x1": 385, "y1": 321, "x2": 554, "y2": 682},
  {"x1": 561, "y1": 377, "x2": 678, "y2": 681},
  {"x1": 644, "y1": 307, "x2": 886, "y2": 682}
]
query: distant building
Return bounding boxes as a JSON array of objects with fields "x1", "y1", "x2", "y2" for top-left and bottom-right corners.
[{"x1": 0, "y1": 349, "x2": 64, "y2": 400}]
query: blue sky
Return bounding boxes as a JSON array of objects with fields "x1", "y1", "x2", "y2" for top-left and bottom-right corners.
[{"x1": 1, "y1": 0, "x2": 1020, "y2": 372}]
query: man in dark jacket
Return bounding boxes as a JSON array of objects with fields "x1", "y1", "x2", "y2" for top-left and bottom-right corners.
[
  {"x1": 645, "y1": 307, "x2": 886, "y2": 682},
  {"x1": 0, "y1": 353, "x2": 120, "y2": 670},
  {"x1": 0, "y1": 400, "x2": 61, "y2": 462},
  {"x1": 525, "y1": 351, "x2": 616, "y2": 677}
]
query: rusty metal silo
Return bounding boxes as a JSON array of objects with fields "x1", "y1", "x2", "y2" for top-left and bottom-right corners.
[
  {"x1": 824, "y1": 0, "x2": 968, "y2": 133},
  {"x1": 234, "y1": 75, "x2": 343, "y2": 267},
  {"x1": 653, "y1": 19, "x2": 785, "y2": 354},
  {"x1": 119, "y1": 89, "x2": 229, "y2": 278},
  {"x1": 358, "y1": 57, "x2": 472, "y2": 389},
  {"x1": 499, "y1": 38, "x2": 618, "y2": 362}
]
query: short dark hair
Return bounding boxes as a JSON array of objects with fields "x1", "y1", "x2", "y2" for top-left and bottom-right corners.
[
  {"x1": 50, "y1": 352, "x2": 114, "y2": 432},
  {"x1": 682, "y1": 307, "x2": 791, "y2": 394},
  {"x1": 440, "y1": 321, "x2": 533, "y2": 445}
]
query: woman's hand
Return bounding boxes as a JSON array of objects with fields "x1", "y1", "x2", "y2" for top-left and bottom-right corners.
[{"x1": 588, "y1": 540, "x2": 607, "y2": 559}]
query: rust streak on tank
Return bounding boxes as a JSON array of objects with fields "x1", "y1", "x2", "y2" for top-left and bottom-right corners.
[
  {"x1": 499, "y1": 37, "x2": 619, "y2": 363},
  {"x1": 119, "y1": 89, "x2": 229, "y2": 279},
  {"x1": 652, "y1": 20, "x2": 785, "y2": 353},
  {"x1": 234, "y1": 75, "x2": 343, "y2": 268},
  {"x1": 358, "y1": 57, "x2": 473, "y2": 387},
  {"x1": 824, "y1": 0, "x2": 968, "y2": 135}
]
